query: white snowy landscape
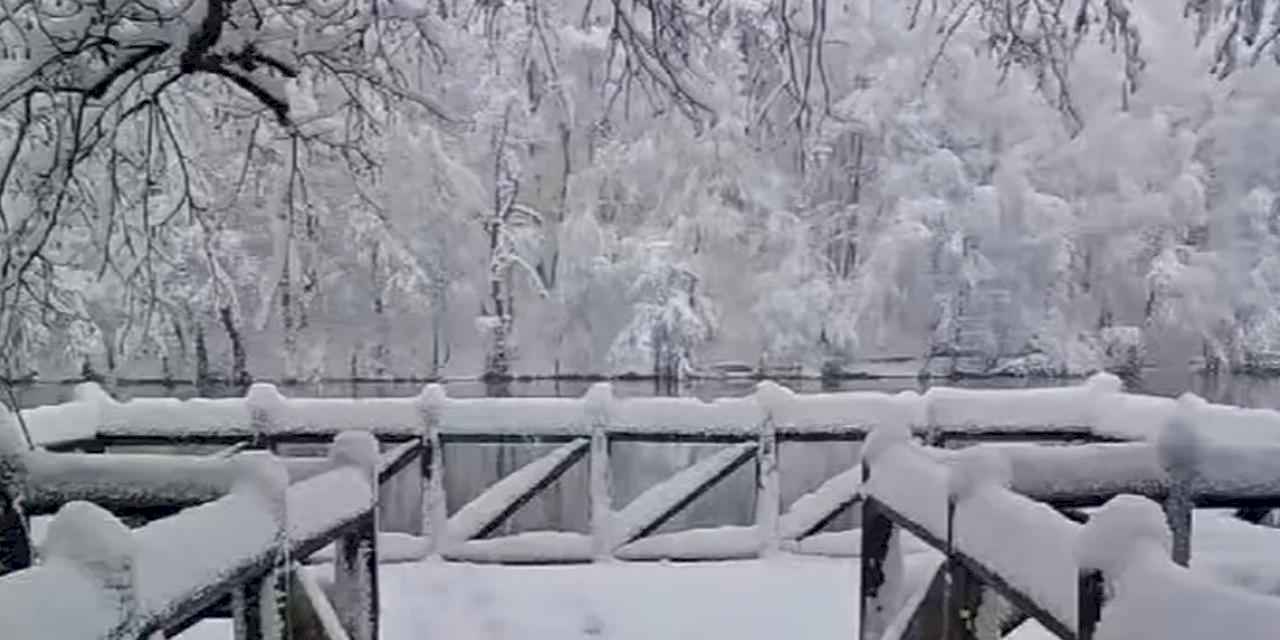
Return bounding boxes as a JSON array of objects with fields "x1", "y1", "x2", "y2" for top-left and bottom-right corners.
[{"x1": 7, "y1": 0, "x2": 1280, "y2": 639}]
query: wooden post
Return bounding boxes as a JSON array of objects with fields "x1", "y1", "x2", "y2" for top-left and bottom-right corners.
[
  {"x1": 754, "y1": 381, "x2": 791, "y2": 556},
  {"x1": 417, "y1": 384, "x2": 448, "y2": 554},
  {"x1": 1077, "y1": 569, "x2": 1105, "y2": 640},
  {"x1": 233, "y1": 558, "x2": 290, "y2": 640},
  {"x1": 756, "y1": 417, "x2": 780, "y2": 556},
  {"x1": 1156, "y1": 400, "x2": 1200, "y2": 568},
  {"x1": 589, "y1": 428, "x2": 612, "y2": 559},
  {"x1": 1163, "y1": 477, "x2": 1193, "y2": 567},
  {"x1": 0, "y1": 406, "x2": 30, "y2": 576},
  {"x1": 943, "y1": 498, "x2": 989, "y2": 640},
  {"x1": 334, "y1": 512, "x2": 379, "y2": 640},
  {"x1": 247, "y1": 383, "x2": 286, "y2": 453},
  {"x1": 859, "y1": 463, "x2": 896, "y2": 640},
  {"x1": 231, "y1": 452, "x2": 290, "y2": 640},
  {"x1": 585, "y1": 382, "x2": 614, "y2": 560},
  {"x1": 330, "y1": 431, "x2": 380, "y2": 640}
]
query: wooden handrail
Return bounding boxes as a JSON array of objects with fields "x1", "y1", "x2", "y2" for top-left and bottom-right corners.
[{"x1": 0, "y1": 431, "x2": 389, "y2": 640}]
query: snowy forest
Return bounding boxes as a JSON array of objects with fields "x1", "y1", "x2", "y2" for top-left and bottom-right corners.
[{"x1": 5, "y1": 0, "x2": 1280, "y2": 385}]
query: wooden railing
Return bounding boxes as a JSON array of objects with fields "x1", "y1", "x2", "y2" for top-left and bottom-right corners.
[
  {"x1": 858, "y1": 414, "x2": 1280, "y2": 640},
  {"x1": 0, "y1": 428, "x2": 427, "y2": 640},
  {"x1": 13, "y1": 376, "x2": 1280, "y2": 565}
]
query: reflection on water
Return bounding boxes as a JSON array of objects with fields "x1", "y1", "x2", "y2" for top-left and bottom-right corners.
[{"x1": 9, "y1": 369, "x2": 1280, "y2": 408}]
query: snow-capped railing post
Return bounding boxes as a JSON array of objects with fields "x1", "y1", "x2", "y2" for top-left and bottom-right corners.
[
  {"x1": 945, "y1": 448, "x2": 1014, "y2": 640},
  {"x1": 1075, "y1": 494, "x2": 1175, "y2": 640},
  {"x1": 230, "y1": 452, "x2": 290, "y2": 640},
  {"x1": 754, "y1": 382, "x2": 790, "y2": 556},
  {"x1": 416, "y1": 384, "x2": 448, "y2": 555},
  {"x1": 0, "y1": 405, "x2": 31, "y2": 576},
  {"x1": 858, "y1": 425, "x2": 909, "y2": 640},
  {"x1": 1157, "y1": 395, "x2": 1202, "y2": 567},
  {"x1": 43, "y1": 501, "x2": 139, "y2": 635},
  {"x1": 246, "y1": 384, "x2": 287, "y2": 453},
  {"x1": 584, "y1": 383, "x2": 614, "y2": 561},
  {"x1": 1076, "y1": 569, "x2": 1104, "y2": 640},
  {"x1": 329, "y1": 431, "x2": 380, "y2": 640},
  {"x1": 74, "y1": 382, "x2": 112, "y2": 453}
]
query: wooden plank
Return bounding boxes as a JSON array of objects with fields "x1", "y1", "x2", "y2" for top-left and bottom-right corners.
[
  {"x1": 438, "y1": 432, "x2": 586, "y2": 445},
  {"x1": 376, "y1": 439, "x2": 423, "y2": 485},
  {"x1": 889, "y1": 560, "x2": 947, "y2": 640},
  {"x1": 860, "y1": 487, "x2": 896, "y2": 640},
  {"x1": 613, "y1": 442, "x2": 758, "y2": 544},
  {"x1": 290, "y1": 563, "x2": 353, "y2": 640},
  {"x1": 756, "y1": 421, "x2": 780, "y2": 554},
  {"x1": 447, "y1": 439, "x2": 589, "y2": 542},
  {"x1": 781, "y1": 467, "x2": 861, "y2": 540},
  {"x1": 590, "y1": 428, "x2": 612, "y2": 559},
  {"x1": 210, "y1": 442, "x2": 252, "y2": 458},
  {"x1": 607, "y1": 431, "x2": 756, "y2": 444}
]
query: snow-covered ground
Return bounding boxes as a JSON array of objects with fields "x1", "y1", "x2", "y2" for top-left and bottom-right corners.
[{"x1": 178, "y1": 556, "x2": 870, "y2": 639}]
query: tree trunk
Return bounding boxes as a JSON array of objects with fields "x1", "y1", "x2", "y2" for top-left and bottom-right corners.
[
  {"x1": 195, "y1": 324, "x2": 210, "y2": 389},
  {"x1": 219, "y1": 305, "x2": 250, "y2": 387}
]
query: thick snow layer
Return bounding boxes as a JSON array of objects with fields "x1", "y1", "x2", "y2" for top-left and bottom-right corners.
[
  {"x1": 446, "y1": 439, "x2": 588, "y2": 546},
  {"x1": 287, "y1": 467, "x2": 374, "y2": 551},
  {"x1": 1192, "y1": 443, "x2": 1280, "y2": 499},
  {"x1": 329, "y1": 431, "x2": 381, "y2": 475},
  {"x1": 19, "y1": 402, "x2": 96, "y2": 448},
  {"x1": 945, "y1": 446, "x2": 1012, "y2": 500},
  {"x1": 41, "y1": 501, "x2": 136, "y2": 582},
  {"x1": 0, "y1": 562, "x2": 124, "y2": 638},
  {"x1": 24, "y1": 451, "x2": 236, "y2": 513},
  {"x1": 1192, "y1": 511, "x2": 1280, "y2": 597},
  {"x1": 132, "y1": 491, "x2": 280, "y2": 621},
  {"x1": 612, "y1": 441, "x2": 757, "y2": 545},
  {"x1": 953, "y1": 485, "x2": 1082, "y2": 629},
  {"x1": 998, "y1": 443, "x2": 1166, "y2": 502},
  {"x1": 1076, "y1": 494, "x2": 1171, "y2": 575},
  {"x1": 922, "y1": 378, "x2": 1105, "y2": 431},
  {"x1": 444, "y1": 531, "x2": 595, "y2": 564},
  {"x1": 308, "y1": 533, "x2": 429, "y2": 564},
  {"x1": 43, "y1": 374, "x2": 1280, "y2": 446},
  {"x1": 864, "y1": 443, "x2": 949, "y2": 540},
  {"x1": 1090, "y1": 391, "x2": 1179, "y2": 441},
  {"x1": 861, "y1": 422, "x2": 912, "y2": 464},
  {"x1": 96, "y1": 393, "x2": 252, "y2": 438},
  {"x1": 1157, "y1": 395, "x2": 1206, "y2": 473},
  {"x1": 1095, "y1": 542, "x2": 1280, "y2": 640},
  {"x1": 778, "y1": 467, "x2": 861, "y2": 539},
  {"x1": 615, "y1": 525, "x2": 763, "y2": 561},
  {"x1": 771, "y1": 390, "x2": 923, "y2": 435},
  {"x1": 376, "y1": 556, "x2": 859, "y2": 640}
]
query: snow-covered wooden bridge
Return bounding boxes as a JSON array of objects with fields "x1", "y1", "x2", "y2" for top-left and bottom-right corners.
[{"x1": 3, "y1": 374, "x2": 1280, "y2": 638}]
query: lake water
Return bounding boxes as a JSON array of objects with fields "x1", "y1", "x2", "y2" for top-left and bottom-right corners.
[
  {"x1": 11, "y1": 367, "x2": 1280, "y2": 407},
  {"x1": 12, "y1": 370, "x2": 1278, "y2": 537}
]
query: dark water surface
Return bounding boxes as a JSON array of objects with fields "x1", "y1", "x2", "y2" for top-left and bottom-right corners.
[{"x1": 10, "y1": 368, "x2": 1280, "y2": 407}]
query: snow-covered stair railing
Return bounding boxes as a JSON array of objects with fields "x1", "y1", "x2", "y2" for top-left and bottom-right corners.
[
  {"x1": 861, "y1": 424, "x2": 1085, "y2": 640},
  {"x1": 1076, "y1": 495, "x2": 1280, "y2": 640},
  {"x1": 0, "y1": 430, "x2": 392, "y2": 640}
]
